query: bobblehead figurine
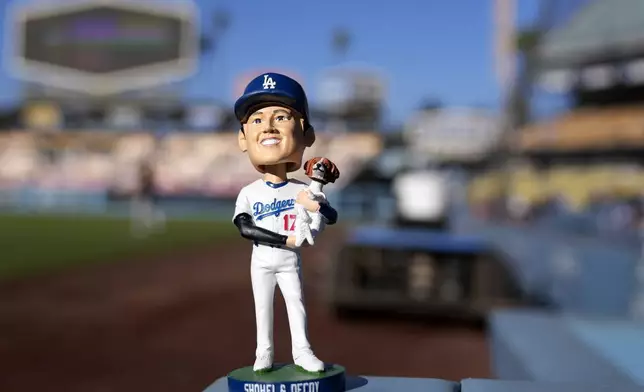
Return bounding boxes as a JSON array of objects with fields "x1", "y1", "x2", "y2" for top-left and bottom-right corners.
[{"x1": 231, "y1": 72, "x2": 340, "y2": 374}]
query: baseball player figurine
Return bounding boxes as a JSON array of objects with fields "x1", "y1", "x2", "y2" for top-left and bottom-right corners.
[
  {"x1": 231, "y1": 72, "x2": 339, "y2": 374},
  {"x1": 294, "y1": 157, "x2": 340, "y2": 247}
]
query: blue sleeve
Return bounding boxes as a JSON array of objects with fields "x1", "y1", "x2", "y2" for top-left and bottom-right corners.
[{"x1": 318, "y1": 202, "x2": 338, "y2": 225}]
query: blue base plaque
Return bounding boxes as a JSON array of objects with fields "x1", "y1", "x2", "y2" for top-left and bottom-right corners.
[{"x1": 227, "y1": 363, "x2": 346, "y2": 392}]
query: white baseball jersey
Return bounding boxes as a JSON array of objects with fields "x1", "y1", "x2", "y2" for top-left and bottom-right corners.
[{"x1": 233, "y1": 178, "x2": 325, "y2": 264}]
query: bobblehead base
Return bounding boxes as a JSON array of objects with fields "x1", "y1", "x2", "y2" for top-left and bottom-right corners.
[{"x1": 227, "y1": 364, "x2": 346, "y2": 392}]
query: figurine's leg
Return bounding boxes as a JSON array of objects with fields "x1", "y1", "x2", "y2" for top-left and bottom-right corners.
[
  {"x1": 276, "y1": 260, "x2": 324, "y2": 372},
  {"x1": 250, "y1": 263, "x2": 277, "y2": 369},
  {"x1": 276, "y1": 262, "x2": 309, "y2": 354}
]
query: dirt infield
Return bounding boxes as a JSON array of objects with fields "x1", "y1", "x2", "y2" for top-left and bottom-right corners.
[{"x1": 0, "y1": 227, "x2": 490, "y2": 392}]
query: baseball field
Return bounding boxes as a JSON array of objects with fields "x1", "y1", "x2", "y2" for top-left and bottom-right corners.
[{"x1": 0, "y1": 213, "x2": 491, "y2": 392}]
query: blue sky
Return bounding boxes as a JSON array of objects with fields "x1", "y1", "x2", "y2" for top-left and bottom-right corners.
[{"x1": 0, "y1": 0, "x2": 544, "y2": 124}]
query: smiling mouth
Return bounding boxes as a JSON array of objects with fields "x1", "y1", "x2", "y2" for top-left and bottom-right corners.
[{"x1": 260, "y1": 138, "x2": 281, "y2": 146}]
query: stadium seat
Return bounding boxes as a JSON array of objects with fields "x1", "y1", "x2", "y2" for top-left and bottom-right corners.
[
  {"x1": 0, "y1": 130, "x2": 383, "y2": 199},
  {"x1": 0, "y1": 143, "x2": 40, "y2": 186},
  {"x1": 113, "y1": 133, "x2": 155, "y2": 163},
  {"x1": 515, "y1": 105, "x2": 644, "y2": 151}
]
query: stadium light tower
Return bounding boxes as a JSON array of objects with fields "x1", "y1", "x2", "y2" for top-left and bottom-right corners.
[
  {"x1": 331, "y1": 27, "x2": 351, "y2": 65},
  {"x1": 200, "y1": 7, "x2": 231, "y2": 54},
  {"x1": 198, "y1": 6, "x2": 231, "y2": 104},
  {"x1": 493, "y1": 0, "x2": 560, "y2": 212}
]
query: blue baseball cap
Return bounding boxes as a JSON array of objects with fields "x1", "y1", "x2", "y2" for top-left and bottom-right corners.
[{"x1": 234, "y1": 72, "x2": 310, "y2": 124}]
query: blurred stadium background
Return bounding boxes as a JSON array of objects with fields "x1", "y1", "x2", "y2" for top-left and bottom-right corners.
[
  {"x1": 2, "y1": 0, "x2": 644, "y2": 391},
  {"x1": 1, "y1": 0, "x2": 642, "y2": 233}
]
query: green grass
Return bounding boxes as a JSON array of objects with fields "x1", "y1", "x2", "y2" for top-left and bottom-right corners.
[
  {"x1": 228, "y1": 364, "x2": 345, "y2": 382},
  {"x1": 0, "y1": 213, "x2": 238, "y2": 280}
]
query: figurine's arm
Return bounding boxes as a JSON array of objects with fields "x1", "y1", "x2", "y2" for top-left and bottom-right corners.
[
  {"x1": 318, "y1": 202, "x2": 338, "y2": 225},
  {"x1": 310, "y1": 188, "x2": 337, "y2": 225},
  {"x1": 297, "y1": 188, "x2": 338, "y2": 225},
  {"x1": 233, "y1": 188, "x2": 289, "y2": 247},
  {"x1": 233, "y1": 213, "x2": 288, "y2": 246}
]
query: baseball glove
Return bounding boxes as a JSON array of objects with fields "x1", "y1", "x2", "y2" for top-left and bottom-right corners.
[{"x1": 304, "y1": 157, "x2": 340, "y2": 184}]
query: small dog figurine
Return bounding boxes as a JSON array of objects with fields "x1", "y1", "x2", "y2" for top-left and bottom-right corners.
[{"x1": 294, "y1": 157, "x2": 340, "y2": 247}]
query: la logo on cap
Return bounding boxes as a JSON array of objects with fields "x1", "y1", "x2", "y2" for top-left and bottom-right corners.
[{"x1": 262, "y1": 74, "x2": 277, "y2": 90}]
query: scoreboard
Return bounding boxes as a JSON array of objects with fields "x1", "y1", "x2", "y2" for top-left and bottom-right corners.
[
  {"x1": 22, "y1": 7, "x2": 184, "y2": 74},
  {"x1": 10, "y1": 0, "x2": 199, "y2": 95}
]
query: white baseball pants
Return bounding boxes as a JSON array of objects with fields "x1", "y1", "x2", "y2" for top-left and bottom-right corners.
[{"x1": 250, "y1": 256, "x2": 311, "y2": 358}]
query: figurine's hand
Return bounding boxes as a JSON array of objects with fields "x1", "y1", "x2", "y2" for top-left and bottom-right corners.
[
  {"x1": 296, "y1": 190, "x2": 319, "y2": 212},
  {"x1": 296, "y1": 189, "x2": 310, "y2": 205}
]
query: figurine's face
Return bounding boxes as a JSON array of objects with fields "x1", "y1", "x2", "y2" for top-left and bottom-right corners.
[{"x1": 238, "y1": 105, "x2": 313, "y2": 173}]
